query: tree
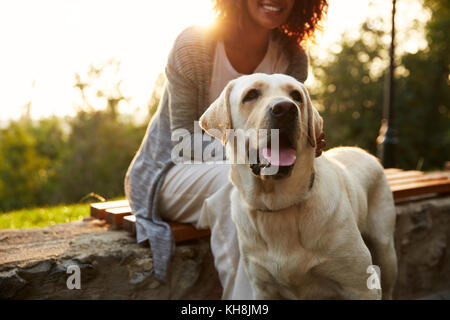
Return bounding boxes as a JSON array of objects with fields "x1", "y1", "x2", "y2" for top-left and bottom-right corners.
[
  {"x1": 310, "y1": 0, "x2": 449, "y2": 170},
  {"x1": 58, "y1": 60, "x2": 147, "y2": 203},
  {"x1": 310, "y1": 22, "x2": 387, "y2": 155},
  {"x1": 0, "y1": 60, "x2": 148, "y2": 211},
  {"x1": 0, "y1": 121, "x2": 51, "y2": 211},
  {"x1": 394, "y1": 0, "x2": 450, "y2": 169},
  {"x1": 57, "y1": 109, "x2": 146, "y2": 203}
]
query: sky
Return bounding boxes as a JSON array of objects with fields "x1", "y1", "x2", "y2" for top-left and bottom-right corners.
[{"x1": 0, "y1": 0, "x2": 430, "y2": 124}]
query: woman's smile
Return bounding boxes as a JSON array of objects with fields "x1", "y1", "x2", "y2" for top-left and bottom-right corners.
[
  {"x1": 260, "y1": 1, "x2": 283, "y2": 15},
  {"x1": 247, "y1": 0, "x2": 295, "y2": 30}
]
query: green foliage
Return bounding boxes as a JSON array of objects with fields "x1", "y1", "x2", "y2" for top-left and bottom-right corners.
[
  {"x1": 311, "y1": 1, "x2": 449, "y2": 170},
  {"x1": 57, "y1": 110, "x2": 146, "y2": 204},
  {"x1": 0, "y1": 112, "x2": 146, "y2": 212},
  {"x1": 0, "y1": 203, "x2": 90, "y2": 229},
  {"x1": 311, "y1": 22, "x2": 386, "y2": 155},
  {"x1": 394, "y1": 0, "x2": 450, "y2": 170},
  {"x1": 0, "y1": 120, "x2": 56, "y2": 211},
  {"x1": 0, "y1": 59, "x2": 151, "y2": 212}
]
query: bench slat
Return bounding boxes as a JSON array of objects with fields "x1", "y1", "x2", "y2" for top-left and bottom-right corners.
[
  {"x1": 391, "y1": 179, "x2": 450, "y2": 200},
  {"x1": 169, "y1": 222, "x2": 211, "y2": 242},
  {"x1": 90, "y1": 200, "x2": 129, "y2": 219},
  {"x1": 123, "y1": 215, "x2": 136, "y2": 234},
  {"x1": 105, "y1": 207, "x2": 133, "y2": 226},
  {"x1": 386, "y1": 171, "x2": 424, "y2": 181},
  {"x1": 121, "y1": 214, "x2": 210, "y2": 242},
  {"x1": 384, "y1": 168, "x2": 404, "y2": 176},
  {"x1": 389, "y1": 172, "x2": 450, "y2": 186}
]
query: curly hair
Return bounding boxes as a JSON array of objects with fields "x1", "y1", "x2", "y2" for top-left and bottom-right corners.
[{"x1": 212, "y1": 0, "x2": 328, "y2": 46}]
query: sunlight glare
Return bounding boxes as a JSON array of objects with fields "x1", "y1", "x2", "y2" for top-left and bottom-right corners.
[{"x1": 0, "y1": 0, "x2": 430, "y2": 125}]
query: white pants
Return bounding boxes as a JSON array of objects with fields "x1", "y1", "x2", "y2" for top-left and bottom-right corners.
[{"x1": 159, "y1": 163, "x2": 253, "y2": 299}]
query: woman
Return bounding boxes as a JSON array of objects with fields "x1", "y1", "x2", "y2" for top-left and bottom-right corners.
[{"x1": 125, "y1": 0, "x2": 328, "y2": 299}]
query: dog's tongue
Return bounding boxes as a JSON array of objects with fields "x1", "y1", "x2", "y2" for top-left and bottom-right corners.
[{"x1": 262, "y1": 147, "x2": 296, "y2": 166}]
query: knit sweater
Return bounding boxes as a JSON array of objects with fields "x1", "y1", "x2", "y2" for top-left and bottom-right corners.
[{"x1": 124, "y1": 25, "x2": 309, "y2": 282}]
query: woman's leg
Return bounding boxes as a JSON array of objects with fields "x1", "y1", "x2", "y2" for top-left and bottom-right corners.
[{"x1": 159, "y1": 163, "x2": 253, "y2": 299}]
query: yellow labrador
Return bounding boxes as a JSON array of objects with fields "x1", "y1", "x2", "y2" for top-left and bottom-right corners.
[{"x1": 199, "y1": 74, "x2": 397, "y2": 300}]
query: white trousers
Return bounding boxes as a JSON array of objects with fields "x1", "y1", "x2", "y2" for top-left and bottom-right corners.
[{"x1": 159, "y1": 163, "x2": 253, "y2": 299}]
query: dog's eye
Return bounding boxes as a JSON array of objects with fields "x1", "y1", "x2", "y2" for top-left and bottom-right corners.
[
  {"x1": 290, "y1": 90, "x2": 303, "y2": 103},
  {"x1": 242, "y1": 89, "x2": 260, "y2": 103}
]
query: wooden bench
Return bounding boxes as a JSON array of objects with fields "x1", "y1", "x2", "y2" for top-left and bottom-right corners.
[
  {"x1": 90, "y1": 200, "x2": 211, "y2": 242},
  {"x1": 90, "y1": 168, "x2": 450, "y2": 243}
]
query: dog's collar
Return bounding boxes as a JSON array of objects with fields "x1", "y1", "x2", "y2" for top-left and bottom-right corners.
[{"x1": 256, "y1": 172, "x2": 315, "y2": 213}]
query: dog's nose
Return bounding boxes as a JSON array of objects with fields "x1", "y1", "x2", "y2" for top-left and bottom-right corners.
[{"x1": 269, "y1": 101, "x2": 297, "y2": 118}]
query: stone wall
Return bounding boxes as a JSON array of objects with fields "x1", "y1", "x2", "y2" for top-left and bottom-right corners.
[
  {"x1": 0, "y1": 220, "x2": 221, "y2": 299},
  {"x1": 1, "y1": 195, "x2": 449, "y2": 300},
  {"x1": 394, "y1": 196, "x2": 450, "y2": 299}
]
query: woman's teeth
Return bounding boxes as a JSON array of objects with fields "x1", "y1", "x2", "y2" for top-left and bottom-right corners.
[{"x1": 262, "y1": 5, "x2": 281, "y2": 12}]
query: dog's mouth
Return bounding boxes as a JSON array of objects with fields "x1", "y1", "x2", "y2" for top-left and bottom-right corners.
[{"x1": 250, "y1": 130, "x2": 297, "y2": 179}]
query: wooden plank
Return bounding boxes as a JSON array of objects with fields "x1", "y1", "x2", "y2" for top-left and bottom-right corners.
[
  {"x1": 123, "y1": 215, "x2": 136, "y2": 234},
  {"x1": 422, "y1": 171, "x2": 450, "y2": 180},
  {"x1": 386, "y1": 170, "x2": 424, "y2": 182},
  {"x1": 121, "y1": 215, "x2": 210, "y2": 242},
  {"x1": 384, "y1": 168, "x2": 403, "y2": 175},
  {"x1": 391, "y1": 179, "x2": 450, "y2": 200},
  {"x1": 169, "y1": 222, "x2": 211, "y2": 242},
  {"x1": 389, "y1": 172, "x2": 450, "y2": 186},
  {"x1": 390, "y1": 176, "x2": 431, "y2": 186},
  {"x1": 105, "y1": 206, "x2": 132, "y2": 226},
  {"x1": 89, "y1": 201, "x2": 210, "y2": 241},
  {"x1": 90, "y1": 200, "x2": 129, "y2": 219}
]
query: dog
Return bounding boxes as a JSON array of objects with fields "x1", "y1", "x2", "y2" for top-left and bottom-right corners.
[{"x1": 199, "y1": 73, "x2": 397, "y2": 300}]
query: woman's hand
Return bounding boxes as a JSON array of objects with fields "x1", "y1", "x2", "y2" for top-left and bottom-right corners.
[{"x1": 315, "y1": 132, "x2": 326, "y2": 157}]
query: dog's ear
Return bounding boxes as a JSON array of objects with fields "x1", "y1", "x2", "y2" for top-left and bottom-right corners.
[
  {"x1": 199, "y1": 80, "x2": 234, "y2": 145},
  {"x1": 303, "y1": 87, "x2": 323, "y2": 148}
]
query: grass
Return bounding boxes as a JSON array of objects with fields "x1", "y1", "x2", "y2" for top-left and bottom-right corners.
[{"x1": 0, "y1": 203, "x2": 90, "y2": 229}]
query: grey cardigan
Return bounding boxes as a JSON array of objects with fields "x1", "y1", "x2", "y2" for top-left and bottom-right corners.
[{"x1": 124, "y1": 25, "x2": 308, "y2": 282}]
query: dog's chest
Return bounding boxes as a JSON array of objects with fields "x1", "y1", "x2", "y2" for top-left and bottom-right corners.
[
  {"x1": 247, "y1": 237, "x2": 318, "y2": 283},
  {"x1": 234, "y1": 206, "x2": 327, "y2": 291},
  {"x1": 241, "y1": 225, "x2": 335, "y2": 299}
]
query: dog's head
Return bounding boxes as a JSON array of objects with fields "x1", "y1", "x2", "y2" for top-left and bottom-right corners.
[{"x1": 200, "y1": 73, "x2": 322, "y2": 179}]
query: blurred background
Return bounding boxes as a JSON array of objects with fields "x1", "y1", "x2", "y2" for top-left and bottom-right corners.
[{"x1": 0, "y1": 0, "x2": 448, "y2": 223}]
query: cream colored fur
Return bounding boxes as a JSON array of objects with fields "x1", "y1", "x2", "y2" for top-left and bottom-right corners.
[{"x1": 199, "y1": 73, "x2": 397, "y2": 300}]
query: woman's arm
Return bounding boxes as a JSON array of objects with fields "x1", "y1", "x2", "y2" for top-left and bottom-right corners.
[
  {"x1": 164, "y1": 27, "x2": 224, "y2": 162},
  {"x1": 165, "y1": 34, "x2": 200, "y2": 135}
]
